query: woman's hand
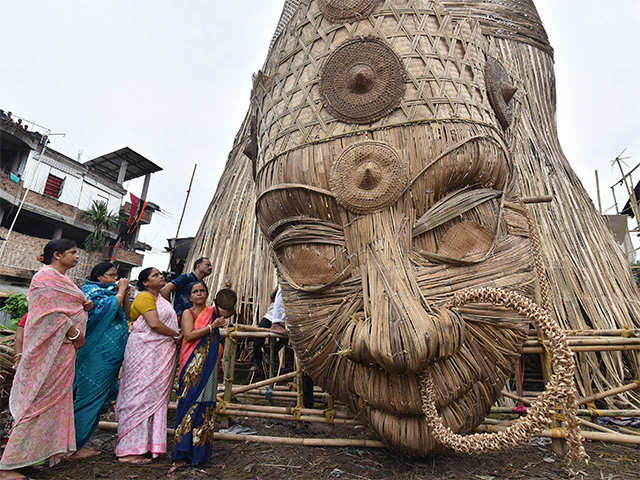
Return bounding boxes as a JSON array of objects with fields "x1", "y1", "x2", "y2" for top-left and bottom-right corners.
[
  {"x1": 117, "y1": 278, "x2": 130, "y2": 292},
  {"x1": 83, "y1": 299, "x2": 94, "y2": 311},
  {"x1": 211, "y1": 317, "x2": 227, "y2": 329},
  {"x1": 13, "y1": 353, "x2": 22, "y2": 369},
  {"x1": 173, "y1": 332, "x2": 183, "y2": 344}
]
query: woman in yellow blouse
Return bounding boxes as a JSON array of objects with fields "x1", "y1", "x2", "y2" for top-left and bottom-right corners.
[{"x1": 114, "y1": 268, "x2": 181, "y2": 464}]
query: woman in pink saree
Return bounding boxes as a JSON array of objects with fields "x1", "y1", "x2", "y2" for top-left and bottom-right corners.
[
  {"x1": 0, "y1": 239, "x2": 90, "y2": 480},
  {"x1": 115, "y1": 267, "x2": 181, "y2": 464}
]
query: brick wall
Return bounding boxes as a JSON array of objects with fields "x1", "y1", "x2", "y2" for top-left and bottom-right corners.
[
  {"x1": 0, "y1": 227, "x2": 104, "y2": 285},
  {"x1": 24, "y1": 189, "x2": 76, "y2": 217},
  {"x1": 114, "y1": 247, "x2": 143, "y2": 266}
]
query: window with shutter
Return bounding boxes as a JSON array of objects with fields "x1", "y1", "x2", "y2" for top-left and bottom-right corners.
[{"x1": 44, "y1": 173, "x2": 64, "y2": 198}]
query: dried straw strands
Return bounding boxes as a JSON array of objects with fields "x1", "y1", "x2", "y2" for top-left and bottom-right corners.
[{"x1": 187, "y1": 0, "x2": 640, "y2": 456}]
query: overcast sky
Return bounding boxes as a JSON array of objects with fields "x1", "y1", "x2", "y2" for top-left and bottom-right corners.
[{"x1": 2, "y1": 1, "x2": 639, "y2": 273}]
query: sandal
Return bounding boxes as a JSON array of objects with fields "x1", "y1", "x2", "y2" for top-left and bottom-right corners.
[{"x1": 167, "y1": 461, "x2": 188, "y2": 474}]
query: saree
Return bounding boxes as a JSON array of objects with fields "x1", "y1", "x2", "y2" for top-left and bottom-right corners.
[
  {"x1": 173, "y1": 306, "x2": 221, "y2": 465},
  {"x1": 73, "y1": 279, "x2": 129, "y2": 449},
  {"x1": 0, "y1": 266, "x2": 87, "y2": 469},
  {"x1": 114, "y1": 294, "x2": 177, "y2": 458}
]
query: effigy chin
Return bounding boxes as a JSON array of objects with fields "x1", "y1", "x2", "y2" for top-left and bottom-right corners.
[{"x1": 245, "y1": 0, "x2": 553, "y2": 456}]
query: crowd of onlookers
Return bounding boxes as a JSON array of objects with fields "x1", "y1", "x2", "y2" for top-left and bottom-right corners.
[{"x1": 0, "y1": 109, "x2": 48, "y2": 145}]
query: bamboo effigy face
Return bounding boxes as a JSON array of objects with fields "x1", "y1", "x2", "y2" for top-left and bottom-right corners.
[
  {"x1": 186, "y1": 0, "x2": 640, "y2": 456},
  {"x1": 250, "y1": 0, "x2": 540, "y2": 455}
]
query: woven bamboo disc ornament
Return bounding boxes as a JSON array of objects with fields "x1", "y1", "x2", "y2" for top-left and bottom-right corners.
[
  {"x1": 329, "y1": 141, "x2": 407, "y2": 213},
  {"x1": 320, "y1": 37, "x2": 406, "y2": 124},
  {"x1": 318, "y1": 0, "x2": 384, "y2": 22}
]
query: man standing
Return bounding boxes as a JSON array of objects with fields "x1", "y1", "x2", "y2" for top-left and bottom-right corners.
[{"x1": 160, "y1": 257, "x2": 212, "y2": 320}]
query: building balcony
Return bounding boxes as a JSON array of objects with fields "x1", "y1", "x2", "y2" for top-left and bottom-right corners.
[
  {"x1": 121, "y1": 201, "x2": 153, "y2": 225},
  {"x1": 0, "y1": 169, "x2": 118, "y2": 240},
  {"x1": 112, "y1": 246, "x2": 144, "y2": 267}
]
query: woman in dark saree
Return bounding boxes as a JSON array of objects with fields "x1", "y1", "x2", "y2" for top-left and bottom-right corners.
[{"x1": 170, "y1": 283, "x2": 236, "y2": 472}]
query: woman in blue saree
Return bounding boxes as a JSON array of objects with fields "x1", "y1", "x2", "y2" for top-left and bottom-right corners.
[
  {"x1": 72, "y1": 262, "x2": 130, "y2": 458},
  {"x1": 170, "y1": 283, "x2": 236, "y2": 472}
]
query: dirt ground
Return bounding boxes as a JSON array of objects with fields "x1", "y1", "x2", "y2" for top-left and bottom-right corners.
[{"x1": 4, "y1": 414, "x2": 637, "y2": 480}]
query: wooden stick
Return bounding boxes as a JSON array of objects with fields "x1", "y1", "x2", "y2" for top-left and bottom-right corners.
[
  {"x1": 97, "y1": 421, "x2": 384, "y2": 448},
  {"x1": 500, "y1": 390, "x2": 531, "y2": 406},
  {"x1": 521, "y1": 195, "x2": 553, "y2": 204}
]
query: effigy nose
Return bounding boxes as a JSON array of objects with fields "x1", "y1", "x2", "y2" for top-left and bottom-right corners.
[{"x1": 342, "y1": 208, "x2": 464, "y2": 374}]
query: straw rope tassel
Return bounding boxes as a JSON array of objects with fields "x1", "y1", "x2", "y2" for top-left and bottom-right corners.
[{"x1": 418, "y1": 203, "x2": 587, "y2": 463}]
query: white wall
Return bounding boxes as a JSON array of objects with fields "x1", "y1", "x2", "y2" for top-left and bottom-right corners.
[{"x1": 20, "y1": 150, "x2": 122, "y2": 215}]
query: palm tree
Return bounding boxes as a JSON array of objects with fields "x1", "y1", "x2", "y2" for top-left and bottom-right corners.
[{"x1": 81, "y1": 200, "x2": 118, "y2": 252}]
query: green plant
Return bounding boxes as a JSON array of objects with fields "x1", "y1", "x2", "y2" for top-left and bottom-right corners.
[
  {"x1": 81, "y1": 200, "x2": 118, "y2": 252},
  {"x1": 1, "y1": 293, "x2": 28, "y2": 330}
]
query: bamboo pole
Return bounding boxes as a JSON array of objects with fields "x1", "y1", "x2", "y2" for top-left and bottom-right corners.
[
  {"x1": 220, "y1": 402, "x2": 351, "y2": 419},
  {"x1": 491, "y1": 407, "x2": 640, "y2": 417},
  {"x1": 222, "y1": 409, "x2": 359, "y2": 425},
  {"x1": 230, "y1": 371, "x2": 297, "y2": 396},
  {"x1": 523, "y1": 338, "x2": 640, "y2": 347},
  {"x1": 522, "y1": 345, "x2": 640, "y2": 354},
  {"x1": 236, "y1": 389, "x2": 325, "y2": 399},
  {"x1": 222, "y1": 335, "x2": 238, "y2": 404},
  {"x1": 474, "y1": 424, "x2": 640, "y2": 445},
  {"x1": 97, "y1": 421, "x2": 384, "y2": 448},
  {"x1": 220, "y1": 330, "x2": 287, "y2": 339},
  {"x1": 577, "y1": 381, "x2": 640, "y2": 406},
  {"x1": 269, "y1": 337, "x2": 276, "y2": 379},
  {"x1": 595, "y1": 170, "x2": 602, "y2": 215},
  {"x1": 560, "y1": 329, "x2": 640, "y2": 337}
]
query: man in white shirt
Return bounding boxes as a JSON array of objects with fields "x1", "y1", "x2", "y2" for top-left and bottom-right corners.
[{"x1": 250, "y1": 286, "x2": 287, "y2": 371}]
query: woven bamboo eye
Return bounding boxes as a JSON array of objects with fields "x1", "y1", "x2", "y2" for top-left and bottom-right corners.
[
  {"x1": 318, "y1": 0, "x2": 383, "y2": 23},
  {"x1": 329, "y1": 141, "x2": 407, "y2": 213},
  {"x1": 320, "y1": 37, "x2": 406, "y2": 124}
]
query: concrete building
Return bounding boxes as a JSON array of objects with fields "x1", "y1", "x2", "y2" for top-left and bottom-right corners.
[{"x1": 0, "y1": 109, "x2": 161, "y2": 293}]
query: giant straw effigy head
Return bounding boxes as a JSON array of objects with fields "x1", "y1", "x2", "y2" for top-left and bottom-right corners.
[{"x1": 249, "y1": 0, "x2": 552, "y2": 455}]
